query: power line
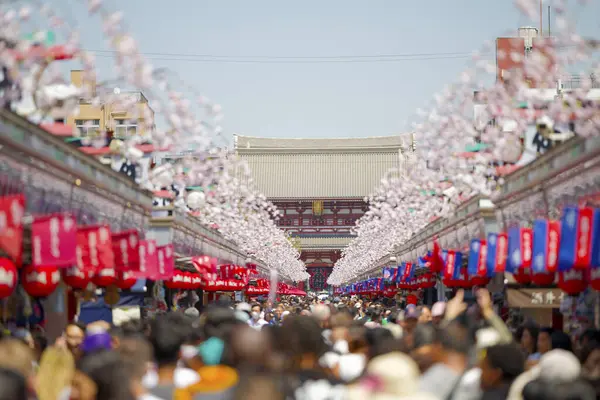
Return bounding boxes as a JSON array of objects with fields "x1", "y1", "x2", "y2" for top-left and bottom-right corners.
[
  {"x1": 88, "y1": 49, "x2": 484, "y2": 59},
  {"x1": 91, "y1": 51, "x2": 490, "y2": 64}
]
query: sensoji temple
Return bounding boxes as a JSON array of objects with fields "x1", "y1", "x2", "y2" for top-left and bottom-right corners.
[{"x1": 234, "y1": 134, "x2": 415, "y2": 291}]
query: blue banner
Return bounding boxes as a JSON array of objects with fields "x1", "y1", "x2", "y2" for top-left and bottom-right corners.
[{"x1": 558, "y1": 207, "x2": 578, "y2": 272}]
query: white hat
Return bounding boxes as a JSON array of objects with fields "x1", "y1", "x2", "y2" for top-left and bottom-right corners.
[
  {"x1": 431, "y1": 301, "x2": 446, "y2": 317},
  {"x1": 184, "y1": 308, "x2": 200, "y2": 318},
  {"x1": 346, "y1": 352, "x2": 438, "y2": 400},
  {"x1": 236, "y1": 302, "x2": 252, "y2": 313},
  {"x1": 538, "y1": 349, "x2": 581, "y2": 382}
]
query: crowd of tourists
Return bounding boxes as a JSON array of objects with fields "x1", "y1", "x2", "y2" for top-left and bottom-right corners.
[{"x1": 0, "y1": 289, "x2": 599, "y2": 400}]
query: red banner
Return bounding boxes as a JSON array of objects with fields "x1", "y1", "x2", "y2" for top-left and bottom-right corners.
[
  {"x1": 575, "y1": 207, "x2": 594, "y2": 269},
  {"x1": 192, "y1": 255, "x2": 218, "y2": 280},
  {"x1": 0, "y1": 194, "x2": 24, "y2": 264},
  {"x1": 547, "y1": 221, "x2": 560, "y2": 272},
  {"x1": 31, "y1": 214, "x2": 77, "y2": 268},
  {"x1": 137, "y1": 240, "x2": 158, "y2": 278},
  {"x1": 155, "y1": 244, "x2": 175, "y2": 280},
  {"x1": 495, "y1": 233, "x2": 508, "y2": 272},
  {"x1": 111, "y1": 230, "x2": 140, "y2": 272},
  {"x1": 76, "y1": 225, "x2": 114, "y2": 274}
]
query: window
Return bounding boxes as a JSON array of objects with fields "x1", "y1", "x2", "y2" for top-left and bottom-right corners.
[
  {"x1": 114, "y1": 119, "x2": 137, "y2": 138},
  {"x1": 75, "y1": 119, "x2": 100, "y2": 137}
]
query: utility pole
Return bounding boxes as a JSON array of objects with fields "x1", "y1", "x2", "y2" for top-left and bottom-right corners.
[{"x1": 540, "y1": 0, "x2": 543, "y2": 36}]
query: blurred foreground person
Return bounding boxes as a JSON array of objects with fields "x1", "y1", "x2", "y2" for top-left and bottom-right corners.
[
  {"x1": 146, "y1": 313, "x2": 199, "y2": 397},
  {"x1": 0, "y1": 367, "x2": 28, "y2": 400},
  {"x1": 279, "y1": 315, "x2": 346, "y2": 399},
  {"x1": 175, "y1": 306, "x2": 240, "y2": 400},
  {"x1": 71, "y1": 350, "x2": 135, "y2": 400},
  {"x1": 119, "y1": 337, "x2": 164, "y2": 400},
  {"x1": 479, "y1": 343, "x2": 525, "y2": 400},
  {"x1": 347, "y1": 352, "x2": 437, "y2": 400},
  {"x1": 37, "y1": 346, "x2": 76, "y2": 400},
  {"x1": 411, "y1": 323, "x2": 438, "y2": 373},
  {"x1": 0, "y1": 338, "x2": 35, "y2": 397}
]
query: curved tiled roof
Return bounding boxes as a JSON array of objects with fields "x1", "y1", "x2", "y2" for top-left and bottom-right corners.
[
  {"x1": 234, "y1": 134, "x2": 405, "y2": 153},
  {"x1": 235, "y1": 135, "x2": 411, "y2": 199}
]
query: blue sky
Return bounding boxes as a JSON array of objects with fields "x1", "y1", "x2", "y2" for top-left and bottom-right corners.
[{"x1": 43, "y1": 0, "x2": 600, "y2": 144}]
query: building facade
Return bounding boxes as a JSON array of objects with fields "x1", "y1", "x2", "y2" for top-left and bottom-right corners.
[
  {"x1": 67, "y1": 70, "x2": 155, "y2": 140},
  {"x1": 234, "y1": 134, "x2": 414, "y2": 291}
]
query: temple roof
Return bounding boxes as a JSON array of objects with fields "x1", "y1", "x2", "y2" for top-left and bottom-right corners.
[
  {"x1": 298, "y1": 236, "x2": 353, "y2": 249},
  {"x1": 234, "y1": 135, "x2": 405, "y2": 198},
  {"x1": 234, "y1": 134, "x2": 405, "y2": 153}
]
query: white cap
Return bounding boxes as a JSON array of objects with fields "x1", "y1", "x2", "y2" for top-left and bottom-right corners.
[
  {"x1": 431, "y1": 301, "x2": 446, "y2": 317},
  {"x1": 236, "y1": 302, "x2": 251, "y2": 313}
]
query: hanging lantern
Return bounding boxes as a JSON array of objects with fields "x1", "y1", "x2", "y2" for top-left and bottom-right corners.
[
  {"x1": 22, "y1": 265, "x2": 60, "y2": 297},
  {"x1": 92, "y1": 267, "x2": 117, "y2": 288},
  {"x1": 0, "y1": 258, "x2": 18, "y2": 299},
  {"x1": 62, "y1": 266, "x2": 91, "y2": 290},
  {"x1": 190, "y1": 274, "x2": 202, "y2": 290},
  {"x1": 558, "y1": 270, "x2": 587, "y2": 296},
  {"x1": 470, "y1": 275, "x2": 491, "y2": 287},
  {"x1": 115, "y1": 271, "x2": 137, "y2": 290},
  {"x1": 164, "y1": 270, "x2": 184, "y2": 290},
  {"x1": 513, "y1": 268, "x2": 532, "y2": 285},
  {"x1": 531, "y1": 271, "x2": 556, "y2": 286},
  {"x1": 442, "y1": 277, "x2": 457, "y2": 288},
  {"x1": 590, "y1": 268, "x2": 600, "y2": 291}
]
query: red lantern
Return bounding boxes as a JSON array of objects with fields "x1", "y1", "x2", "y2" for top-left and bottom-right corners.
[
  {"x1": 513, "y1": 268, "x2": 532, "y2": 285},
  {"x1": 558, "y1": 270, "x2": 587, "y2": 296},
  {"x1": 457, "y1": 269, "x2": 473, "y2": 289},
  {"x1": 531, "y1": 271, "x2": 555, "y2": 286},
  {"x1": 164, "y1": 270, "x2": 185, "y2": 289},
  {"x1": 470, "y1": 275, "x2": 491, "y2": 287},
  {"x1": 115, "y1": 271, "x2": 137, "y2": 290},
  {"x1": 589, "y1": 268, "x2": 600, "y2": 291},
  {"x1": 0, "y1": 258, "x2": 17, "y2": 298},
  {"x1": 92, "y1": 267, "x2": 117, "y2": 287},
  {"x1": 62, "y1": 266, "x2": 91, "y2": 290},
  {"x1": 442, "y1": 277, "x2": 456, "y2": 287},
  {"x1": 190, "y1": 274, "x2": 202, "y2": 289},
  {"x1": 22, "y1": 265, "x2": 60, "y2": 297}
]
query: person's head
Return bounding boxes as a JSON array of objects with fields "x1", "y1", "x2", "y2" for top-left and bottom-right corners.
[
  {"x1": 251, "y1": 303, "x2": 262, "y2": 314},
  {"x1": 580, "y1": 329, "x2": 600, "y2": 349},
  {"x1": 521, "y1": 324, "x2": 539, "y2": 354},
  {"x1": 537, "y1": 328, "x2": 553, "y2": 355},
  {"x1": 149, "y1": 313, "x2": 192, "y2": 368},
  {"x1": 523, "y1": 379, "x2": 596, "y2": 400},
  {"x1": 402, "y1": 305, "x2": 420, "y2": 334},
  {"x1": 551, "y1": 330, "x2": 573, "y2": 353},
  {"x1": 72, "y1": 350, "x2": 135, "y2": 400},
  {"x1": 0, "y1": 338, "x2": 35, "y2": 388},
  {"x1": 280, "y1": 315, "x2": 328, "y2": 371},
  {"x1": 431, "y1": 301, "x2": 446, "y2": 325},
  {"x1": 117, "y1": 337, "x2": 153, "y2": 397},
  {"x1": 265, "y1": 312, "x2": 274, "y2": 323},
  {"x1": 410, "y1": 323, "x2": 438, "y2": 372},
  {"x1": 479, "y1": 343, "x2": 525, "y2": 390},
  {"x1": 0, "y1": 367, "x2": 27, "y2": 400},
  {"x1": 434, "y1": 320, "x2": 472, "y2": 367},
  {"x1": 418, "y1": 306, "x2": 432, "y2": 324},
  {"x1": 365, "y1": 328, "x2": 394, "y2": 359},
  {"x1": 65, "y1": 322, "x2": 87, "y2": 358},
  {"x1": 37, "y1": 347, "x2": 76, "y2": 400},
  {"x1": 581, "y1": 341, "x2": 600, "y2": 381}
]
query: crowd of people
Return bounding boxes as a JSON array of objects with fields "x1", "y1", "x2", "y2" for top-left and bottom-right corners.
[{"x1": 0, "y1": 288, "x2": 599, "y2": 400}]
